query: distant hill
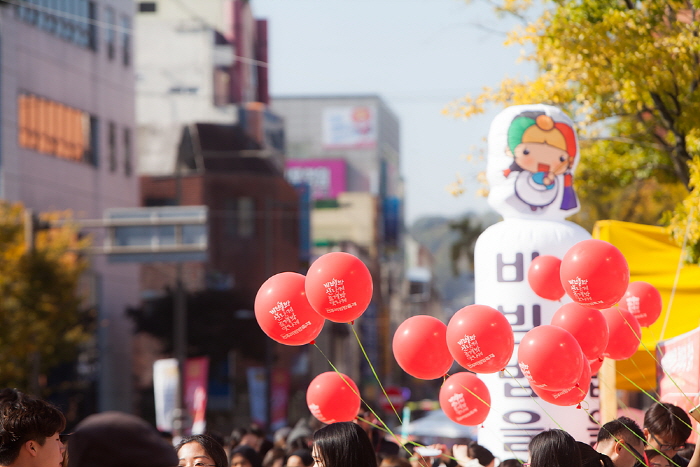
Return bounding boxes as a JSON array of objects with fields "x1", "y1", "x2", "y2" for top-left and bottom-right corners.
[{"x1": 408, "y1": 211, "x2": 501, "y2": 319}]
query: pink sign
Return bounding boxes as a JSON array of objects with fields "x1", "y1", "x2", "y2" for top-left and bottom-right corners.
[
  {"x1": 286, "y1": 159, "x2": 347, "y2": 200},
  {"x1": 657, "y1": 327, "x2": 700, "y2": 443}
]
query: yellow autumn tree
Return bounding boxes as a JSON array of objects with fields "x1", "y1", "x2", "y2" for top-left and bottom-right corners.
[
  {"x1": 0, "y1": 202, "x2": 90, "y2": 392},
  {"x1": 447, "y1": 0, "x2": 699, "y2": 233}
]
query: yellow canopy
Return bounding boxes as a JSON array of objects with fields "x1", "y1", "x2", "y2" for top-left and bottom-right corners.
[{"x1": 593, "y1": 220, "x2": 700, "y2": 391}]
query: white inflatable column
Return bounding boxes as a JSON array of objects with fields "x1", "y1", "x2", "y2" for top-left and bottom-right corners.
[{"x1": 474, "y1": 105, "x2": 600, "y2": 460}]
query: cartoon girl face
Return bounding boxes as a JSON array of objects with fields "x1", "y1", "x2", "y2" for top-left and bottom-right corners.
[
  {"x1": 506, "y1": 113, "x2": 576, "y2": 176},
  {"x1": 512, "y1": 142, "x2": 572, "y2": 176}
]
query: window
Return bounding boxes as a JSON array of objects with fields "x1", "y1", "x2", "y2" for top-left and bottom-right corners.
[
  {"x1": 17, "y1": 93, "x2": 98, "y2": 166},
  {"x1": 224, "y1": 198, "x2": 255, "y2": 239},
  {"x1": 138, "y1": 2, "x2": 156, "y2": 12},
  {"x1": 123, "y1": 127, "x2": 132, "y2": 176},
  {"x1": 108, "y1": 122, "x2": 117, "y2": 171},
  {"x1": 105, "y1": 6, "x2": 115, "y2": 60},
  {"x1": 87, "y1": 1, "x2": 97, "y2": 51},
  {"x1": 15, "y1": 0, "x2": 96, "y2": 50},
  {"x1": 121, "y1": 15, "x2": 131, "y2": 66}
]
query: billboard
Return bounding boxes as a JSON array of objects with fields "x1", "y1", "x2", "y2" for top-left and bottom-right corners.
[
  {"x1": 286, "y1": 159, "x2": 347, "y2": 200},
  {"x1": 322, "y1": 106, "x2": 377, "y2": 149}
]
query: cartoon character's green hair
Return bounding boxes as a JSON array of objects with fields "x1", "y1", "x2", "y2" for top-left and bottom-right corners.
[{"x1": 507, "y1": 116, "x2": 536, "y2": 155}]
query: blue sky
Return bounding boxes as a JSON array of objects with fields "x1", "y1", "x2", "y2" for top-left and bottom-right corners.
[{"x1": 252, "y1": 0, "x2": 535, "y2": 224}]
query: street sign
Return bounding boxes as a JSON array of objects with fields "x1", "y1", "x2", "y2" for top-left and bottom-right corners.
[{"x1": 103, "y1": 206, "x2": 208, "y2": 263}]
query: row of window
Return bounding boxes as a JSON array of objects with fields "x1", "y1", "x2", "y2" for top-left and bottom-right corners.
[
  {"x1": 15, "y1": 0, "x2": 131, "y2": 66},
  {"x1": 18, "y1": 93, "x2": 132, "y2": 176}
]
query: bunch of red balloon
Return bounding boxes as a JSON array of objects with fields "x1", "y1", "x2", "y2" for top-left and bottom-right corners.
[
  {"x1": 524, "y1": 239, "x2": 663, "y2": 405},
  {"x1": 392, "y1": 304, "x2": 515, "y2": 425},
  {"x1": 253, "y1": 252, "x2": 373, "y2": 424},
  {"x1": 254, "y1": 251, "x2": 374, "y2": 346}
]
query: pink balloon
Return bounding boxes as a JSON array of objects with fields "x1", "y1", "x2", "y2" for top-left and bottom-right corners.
[
  {"x1": 560, "y1": 239, "x2": 630, "y2": 309},
  {"x1": 518, "y1": 325, "x2": 584, "y2": 391},
  {"x1": 254, "y1": 272, "x2": 325, "y2": 345},
  {"x1": 601, "y1": 307, "x2": 642, "y2": 360},
  {"x1": 305, "y1": 252, "x2": 373, "y2": 323},
  {"x1": 532, "y1": 360, "x2": 591, "y2": 407},
  {"x1": 618, "y1": 281, "x2": 663, "y2": 327},
  {"x1": 393, "y1": 315, "x2": 453, "y2": 380},
  {"x1": 551, "y1": 302, "x2": 609, "y2": 360},
  {"x1": 439, "y1": 372, "x2": 491, "y2": 426},
  {"x1": 446, "y1": 305, "x2": 514, "y2": 374},
  {"x1": 306, "y1": 372, "x2": 361, "y2": 424},
  {"x1": 528, "y1": 255, "x2": 565, "y2": 301}
]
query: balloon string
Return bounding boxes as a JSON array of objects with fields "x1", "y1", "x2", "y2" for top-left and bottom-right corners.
[
  {"x1": 660, "y1": 205, "x2": 693, "y2": 341},
  {"x1": 580, "y1": 407, "x2": 649, "y2": 467},
  {"x1": 350, "y1": 324, "x2": 403, "y2": 425},
  {"x1": 312, "y1": 340, "x2": 406, "y2": 453}
]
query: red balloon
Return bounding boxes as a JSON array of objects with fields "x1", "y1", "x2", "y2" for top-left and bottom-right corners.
[
  {"x1": 618, "y1": 281, "x2": 663, "y2": 327},
  {"x1": 601, "y1": 307, "x2": 642, "y2": 360},
  {"x1": 305, "y1": 252, "x2": 373, "y2": 323},
  {"x1": 393, "y1": 315, "x2": 453, "y2": 380},
  {"x1": 528, "y1": 255, "x2": 566, "y2": 301},
  {"x1": 446, "y1": 305, "x2": 514, "y2": 374},
  {"x1": 551, "y1": 302, "x2": 609, "y2": 360},
  {"x1": 532, "y1": 359, "x2": 591, "y2": 407},
  {"x1": 589, "y1": 357, "x2": 604, "y2": 376},
  {"x1": 518, "y1": 325, "x2": 584, "y2": 391},
  {"x1": 560, "y1": 239, "x2": 630, "y2": 309},
  {"x1": 439, "y1": 372, "x2": 491, "y2": 426},
  {"x1": 306, "y1": 372, "x2": 361, "y2": 424},
  {"x1": 255, "y1": 272, "x2": 325, "y2": 345}
]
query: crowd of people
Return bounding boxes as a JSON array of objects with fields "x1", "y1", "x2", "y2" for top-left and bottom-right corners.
[{"x1": 1, "y1": 387, "x2": 699, "y2": 467}]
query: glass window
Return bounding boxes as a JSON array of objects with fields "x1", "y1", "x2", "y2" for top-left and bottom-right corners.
[
  {"x1": 108, "y1": 121, "x2": 117, "y2": 172},
  {"x1": 105, "y1": 6, "x2": 115, "y2": 60},
  {"x1": 123, "y1": 127, "x2": 132, "y2": 176},
  {"x1": 121, "y1": 15, "x2": 131, "y2": 66},
  {"x1": 138, "y1": 2, "x2": 157, "y2": 12}
]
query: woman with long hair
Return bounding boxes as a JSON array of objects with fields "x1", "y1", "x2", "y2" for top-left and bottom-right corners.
[
  {"x1": 176, "y1": 434, "x2": 229, "y2": 467},
  {"x1": 312, "y1": 422, "x2": 377, "y2": 467},
  {"x1": 528, "y1": 429, "x2": 582, "y2": 467}
]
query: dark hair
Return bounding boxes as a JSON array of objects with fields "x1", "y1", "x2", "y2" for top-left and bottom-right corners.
[
  {"x1": 529, "y1": 429, "x2": 582, "y2": 467},
  {"x1": 500, "y1": 460, "x2": 523, "y2": 467},
  {"x1": 597, "y1": 417, "x2": 645, "y2": 445},
  {"x1": 312, "y1": 422, "x2": 377, "y2": 467},
  {"x1": 0, "y1": 388, "x2": 66, "y2": 465},
  {"x1": 468, "y1": 442, "x2": 495, "y2": 467},
  {"x1": 577, "y1": 441, "x2": 615, "y2": 467},
  {"x1": 644, "y1": 403, "x2": 692, "y2": 446},
  {"x1": 286, "y1": 449, "x2": 314, "y2": 467},
  {"x1": 177, "y1": 434, "x2": 229, "y2": 467},
  {"x1": 232, "y1": 444, "x2": 263, "y2": 467}
]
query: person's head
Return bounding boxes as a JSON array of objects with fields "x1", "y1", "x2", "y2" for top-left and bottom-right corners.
[
  {"x1": 468, "y1": 442, "x2": 496, "y2": 467},
  {"x1": 176, "y1": 434, "x2": 228, "y2": 467},
  {"x1": 595, "y1": 416, "x2": 646, "y2": 467},
  {"x1": 645, "y1": 449, "x2": 672, "y2": 467},
  {"x1": 379, "y1": 455, "x2": 411, "y2": 467},
  {"x1": 578, "y1": 442, "x2": 615, "y2": 467},
  {"x1": 312, "y1": 422, "x2": 377, "y2": 467},
  {"x1": 644, "y1": 403, "x2": 692, "y2": 456},
  {"x1": 66, "y1": 411, "x2": 178, "y2": 467},
  {"x1": 0, "y1": 388, "x2": 66, "y2": 467},
  {"x1": 231, "y1": 445, "x2": 262, "y2": 467},
  {"x1": 499, "y1": 460, "x2": 522, "y2": 467},
  {"x1": 528, "y1": 429, "x2": 582, "y2": 467},
  {"x1": 285, "y1": 450, "x2": 313, "y2": 467},
  {"x1": 262, "y1": 447, "x2": 286, "y2": 467}
]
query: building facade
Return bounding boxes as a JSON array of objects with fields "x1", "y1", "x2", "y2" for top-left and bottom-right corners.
[
  {"x1": 0, "y1": 0, "x2": 140, "y2": 412},
  {"x1": 272, "y1": 95, "x2": 406, "y2": 394}
]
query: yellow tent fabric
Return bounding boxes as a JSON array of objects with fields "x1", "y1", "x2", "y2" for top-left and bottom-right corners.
[{"x1": 593, "y1": 220, "x2": 700, "y2": 391}]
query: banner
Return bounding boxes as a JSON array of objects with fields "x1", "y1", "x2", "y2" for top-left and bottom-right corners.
[
  {"x1": 185, "y1": 356, "x2": 209, "y2": 435},
  {"x1": 322, "y1": 106, "x2": 377, "y2": 149},
  {"x1": 153, "y1": 358, "x2": 179, "y2": 433},
  {"x1": 476, "y1": 105, "x2": 599, "y2": 460}
]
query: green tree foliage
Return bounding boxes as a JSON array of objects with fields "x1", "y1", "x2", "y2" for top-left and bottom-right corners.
[
  {"x1": 0, "y1": 202, "x2": 90, "y2": 392},
  {"x1": 447, "y1": 0, "x2": 699, "y2": 236}
]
